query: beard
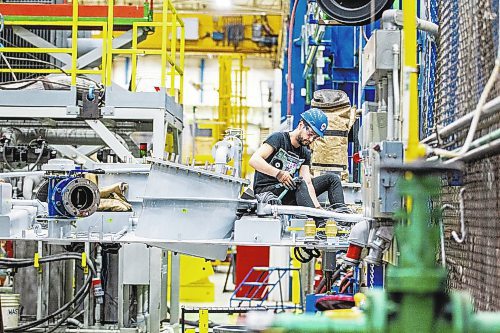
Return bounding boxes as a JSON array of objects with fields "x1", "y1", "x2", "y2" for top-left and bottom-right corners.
[{"x1": 297, "y1": 133, "x2": 311, "y2": 146}]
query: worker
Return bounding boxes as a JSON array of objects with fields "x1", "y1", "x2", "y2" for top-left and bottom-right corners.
[{"x1": 250, "y1": 108, "x2": 348, "y2": 219}]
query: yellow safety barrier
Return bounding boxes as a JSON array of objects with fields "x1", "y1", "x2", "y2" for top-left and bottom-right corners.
[
  {"x1": 126, "y1": 0, "x2": 185, "y2": 103},
  {"x1": 0, "y1": 0, "x2": 184, "y2": 103},
  {"x1": 1, "y1": 17, "x2": 106, "y2": 84}
]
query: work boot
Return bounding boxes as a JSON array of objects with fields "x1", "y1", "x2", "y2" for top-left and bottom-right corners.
[{"x1": 327, "y1": 203, "x2": 353, "y2": 214}]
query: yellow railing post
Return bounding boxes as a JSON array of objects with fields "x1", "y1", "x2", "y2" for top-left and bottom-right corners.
[
  {"x1": 179, "y1": 23, "x2": 185, "y2": 104},
  {"x1": 101, "y1": 23, "x2": 107, "y2": 84},
  {"x1": 131, "y1": 23, "x2": 138, "y2": 91},
  {"x1": 403, "y1": 0, "x2": 422, "y2": 162},
  {"x1": 160, "y1": 0, "x2": 168, "y2": 88},
  {"x1": 71, "y1": 0, "x2": 78, "y2": 86},
  {"x1": 106, "y1": 0, "x2": 114, "y2": 87},
  {"x1": 169, "y1": 2, "x2": 177, "y2": 99}
]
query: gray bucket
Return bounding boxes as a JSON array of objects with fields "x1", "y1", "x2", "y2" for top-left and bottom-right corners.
[{"x1": 213, "y1": 325, "x2": 247, "y2": 333}]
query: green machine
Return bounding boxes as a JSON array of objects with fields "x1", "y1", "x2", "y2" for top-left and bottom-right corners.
[{"x1": 263, "y1": 162, "x2": 500, "y2": 333}]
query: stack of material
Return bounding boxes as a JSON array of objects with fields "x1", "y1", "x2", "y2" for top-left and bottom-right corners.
[
  {"x1": 310, "y1": 89, "x2": 356, "y2": 173},
  {"x1": 98, "y1": 182, "x2": 132, "y2": 212}
]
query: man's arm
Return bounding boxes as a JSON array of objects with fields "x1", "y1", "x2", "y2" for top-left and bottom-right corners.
[
  {"x1": 249, "y1": 143, "x2": 294, "y2": 188},
  {"x1": 249, "y1": 143, "x2": 278, "y2": 176},
  {"x1": 299, "y1": 165, "x2": 322, "y2": 209}
]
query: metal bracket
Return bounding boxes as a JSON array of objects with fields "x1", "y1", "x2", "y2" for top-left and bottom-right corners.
[
  {"x1": 80, "y1": 93, "x2": 100, "y2": 119},
  {"x1": 101, "y1": 106, "x2": 115, "y2": 116},
  {"x1": 66, "y1": 106, "x2": 79, "y2": 116}
]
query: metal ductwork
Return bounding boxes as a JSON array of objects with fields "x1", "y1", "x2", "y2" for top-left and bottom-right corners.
[{"x1": 317, "y1": 0, "x2": 395, "y2": 26}]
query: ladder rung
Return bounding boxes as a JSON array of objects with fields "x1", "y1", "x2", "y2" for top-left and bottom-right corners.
[
  {"x1": 242, "y1": 282, "x2": 273, "y2": 286},
  {"x1": 232, "y1": 297, "x2": 264, "y2": 301}
]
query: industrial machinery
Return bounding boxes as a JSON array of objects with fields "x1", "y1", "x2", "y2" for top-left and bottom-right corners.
[
  {"x1": 250, "y1": 162, "x2": 500, "y2": 332},
  {"x1": 317, "y1": 0, "x2": 395, "y2": 25}
]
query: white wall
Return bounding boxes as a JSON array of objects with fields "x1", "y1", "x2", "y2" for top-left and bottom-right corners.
[{"x1": 112, "y1": 55, "x2": 281, "y2": 158}]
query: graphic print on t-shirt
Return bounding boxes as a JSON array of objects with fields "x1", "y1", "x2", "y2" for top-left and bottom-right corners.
[{"x1": 270, "y1": 148, "x2": 305, "y2": 176}]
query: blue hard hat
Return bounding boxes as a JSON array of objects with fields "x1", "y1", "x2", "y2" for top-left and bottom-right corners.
[{"x1": 300, "y1": 108, "x2": 328, "y2": 137}]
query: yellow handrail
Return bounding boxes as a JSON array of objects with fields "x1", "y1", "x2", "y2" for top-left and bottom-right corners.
[
  {"x1": 0, "y1": 18, "x2": 107, "y2": 83},
  {"x1": 126, "y1": 0, "x2": 185, "y2": 103},
  {"x1": 0, "y1": 0, "x2": 185, "y2": 103},
  {"x1": 403, "y1": 0, "x2": 423, "y2": 161}
]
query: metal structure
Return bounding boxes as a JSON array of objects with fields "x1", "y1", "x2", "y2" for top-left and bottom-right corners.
[
  {"x1": 420, "y1": 0, "x2": 500, "y2": 311},
  {"x1": 0, "y1": 0, "x2": 185, "y2": 163},
  {"x1": 256, "y1": 162, "x2": 500, "y2": 332},
  {"x1": 230, "y1": 267, "x2": 303, "y2": 311}
]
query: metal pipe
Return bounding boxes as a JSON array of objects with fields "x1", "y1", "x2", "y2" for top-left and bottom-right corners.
[
  {"x1": 456, "y1": 59, "x2": 500, "y2": 156},
  {"x1": 392, "y1": 44, "x2": 400, "y2": 140},
  {"x1": 445, "y1": 137, "x2": 500, "y2": 164},
  {"x1": 381, "y1": 9, "x2": 439, "y2": 37},
  {"x1": 225, "y1": 135, "x2": 243, "y2": 178},
  {"x1": 421, "y1": 96, "x2": 500, "y2": 144},
  {"x1": 428, "y1": 59, "x2": 500, "y2": 159},
  {"x1": 417, "y1": 18, "x2": 439, "y2": 36},
  {"x1": 22, "y1": 175, "x2": 41, "y2": 199},
  {"x1": 12, "y1": 199, "x2": 47, "y2": 213},
  {"x1": 261, "y1": 204, "x2": 365, "y2": 223},
  {"x1": 302, "y1": 26, "x2": 326, "y2": 79},
  {"x1": 387, "y1": 72, "x2": 394, "y2": 140},
  {"x1": 347, "y1": 219, "x2": 370, "y2": 246},
  {"x1": 213, "y1": 141, "x2": 231, "y2": 174},
  {"x1": 66, "y1": 329, "x2": 121, "y2": 333},
  {"x1": 380, "y1": 77, "x2": 388, "y2": 112}
]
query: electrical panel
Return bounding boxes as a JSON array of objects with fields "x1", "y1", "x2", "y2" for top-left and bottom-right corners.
[
  {"x1": 361, "y1": 30, "x2": 401, "y2": 87},
  {"x1": 360, "y1": 111, "x2": 388, "y2": 149},
  {"x1": 362, "y1": 141, "x2": 403, "y2": 218}
]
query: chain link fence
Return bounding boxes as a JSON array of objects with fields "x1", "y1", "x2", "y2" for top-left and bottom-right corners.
[{"x1": 424, "y1": 0, "x2": 500, "y2": 311}]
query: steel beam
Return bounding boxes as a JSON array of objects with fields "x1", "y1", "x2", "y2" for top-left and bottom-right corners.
[
  {"x1": 85, "y1": 119, "x2": 135, "y2": 162},
  {"x1": 169, "y1": 252, "x2": 181, "y2": 326},
  {"x1": 51, "y1": 145, "x2": 97, "y2": 169},
  {"x1": 12, "y1": 26, "x2": 72, "y2": 66},
  {"x1": 76, "y1": 145, "x2": 103, "y2": 156},
  {"x1": 69, "y1": 28, "x2": 145, "y2": 70}
]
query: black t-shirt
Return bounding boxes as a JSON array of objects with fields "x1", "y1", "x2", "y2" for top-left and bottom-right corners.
[{"x1": 253, "y1": 132, "x2": 311, "y2": 193}]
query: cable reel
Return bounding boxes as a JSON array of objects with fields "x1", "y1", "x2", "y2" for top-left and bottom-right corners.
[{"x1": 317, "y1": 0, "x2": 395, "y2": 26}]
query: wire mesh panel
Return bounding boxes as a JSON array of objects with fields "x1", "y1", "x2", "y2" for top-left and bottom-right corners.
[
  {"x1": 427, "y1": 0, "x2": 500, "y2": 311},
  {"x1": 0, "y1": 27, "x2": 55, "y2": 83},
  {"x1": 420, "y1": 0, "x2": 438, "y2": 138},
  {"x1": 0, "y1": 0, "x2": 57, "y2": 83}
]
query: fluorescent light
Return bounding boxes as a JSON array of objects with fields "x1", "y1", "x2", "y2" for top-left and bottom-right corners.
[{"x1": 214, "y1": 0, "x2": 232, "y2": 9}]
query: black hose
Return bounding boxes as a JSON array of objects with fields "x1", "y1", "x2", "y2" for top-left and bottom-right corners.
[
  {"x1": 1, "y1": 145, "x2": 13, "y2": 171},
  {"x1": 3, "y1": 253, "x2": 95, "y2": 332},
  {"x1": 293, "y1": 247, "x2": 311, "y2": 263},
  {"x1": 28, "y1": 142, "x2": 45, "y2": 171},
  {"x1": 46, "y1": 281, "x2": 90, "y2": 333},
  {"x1": 6, "y1": 273, "x2": 91, "y2": 332},
  {"x1": 293, "y1": 247, "x2": 321, "y2": 263}
]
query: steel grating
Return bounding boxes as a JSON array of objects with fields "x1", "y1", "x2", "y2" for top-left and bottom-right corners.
[{"x1": 426, "y1": 0, "x2": 500, "y2": 311}]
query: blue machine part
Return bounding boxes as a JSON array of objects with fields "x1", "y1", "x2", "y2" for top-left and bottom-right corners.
[
  {"x1": 281, "y1": 0, "x2": 308, "y2": 128},
  {"x1": 48, "y1": 175, "x2": 100, "y2": 218}
]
